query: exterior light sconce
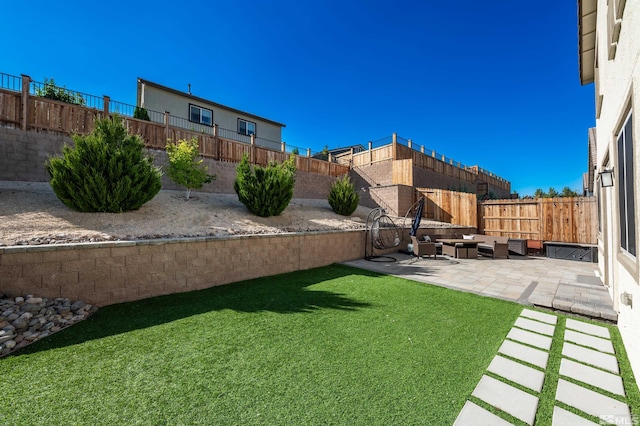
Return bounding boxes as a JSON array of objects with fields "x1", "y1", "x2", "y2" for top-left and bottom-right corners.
[
  {"x1": 621, "y1": 292, "x2": 633, "y2": 308},
  {"x1": 598, "y1": 168, "x2": 615, "y2": 187}
]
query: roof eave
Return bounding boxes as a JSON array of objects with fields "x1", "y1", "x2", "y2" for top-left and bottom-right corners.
[
  {"x1": 578, "y1": 0, "x2": 597, "y2": 85},
  {"x1": 137, "y1": 78, "x2": 286, "y2": 128}
]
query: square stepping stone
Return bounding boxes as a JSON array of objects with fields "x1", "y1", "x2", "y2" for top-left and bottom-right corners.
[
  {"x1": 487, "y1": 355, "x2": 545, "y2": 392},
  {"x1": 498, "y1": 340, "x2": 549, "y2": 369},
  {"x1": 565, "y1": 330, "x2": 615, "y2": 354},
  {"x1": 453, "y1": 401, "x2": 513, "y2": 426},
  {"x1": 472, "y1": 375, "x2": 538, "y2": 425},
  {"x1": 560, "y1": 359, "x2": 625, "y2": 396},
  {"x1": 555, "y1": 379, "x2": 630, "y2": 421},
  {"x1": 562, "y1": 342, "x2": 619, "y2": 374},
  {"x1": 520, "y1": 308, "x2": 557, "y2": 325},
  {"x1": 507, "y1": 328, "x2": 553, "y2": 351},
  {"x1": 515, "y1": 317, "x2": 555, "y2": 336},
  {"x1": 552, "y1": 406, "x2": 599, "y2": 425}
]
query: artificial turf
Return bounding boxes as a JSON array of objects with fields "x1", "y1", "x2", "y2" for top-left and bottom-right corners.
[{"x1": 0, "y1": 264, "x2": 536, "y2": 424}]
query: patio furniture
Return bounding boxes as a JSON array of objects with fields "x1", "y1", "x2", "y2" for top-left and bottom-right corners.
[
  {"x1": 411, "y1": 236, "x2": 437, "y2": 259},
  {"x1": 437, "y1": 239, "x2": 479, "y2": 259},
  {"x1": 527, "y1": 239, "x2": 544, "y2": 256},
  {"x1": 470, "y1": 234, "x2": 510, "y2": 259}
]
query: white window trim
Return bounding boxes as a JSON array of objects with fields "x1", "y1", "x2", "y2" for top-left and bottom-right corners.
[{"x1": 617, "y1": 110, "x2": 635, "y2": 257}]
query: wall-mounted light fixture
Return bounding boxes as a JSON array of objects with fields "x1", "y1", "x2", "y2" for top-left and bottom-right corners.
[
  {"x1": 620, "y1": 292, "x2": 633, "y2": 308},
  {"x1": 598, "y1": 168, "x2": 615, "y2": 187}
]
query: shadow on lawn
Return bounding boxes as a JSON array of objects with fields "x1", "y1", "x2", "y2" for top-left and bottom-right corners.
[{"x1": 11, "y1": 264, "x2": 380, "y2": 357}]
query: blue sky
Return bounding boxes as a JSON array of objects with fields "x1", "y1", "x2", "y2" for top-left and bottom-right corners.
[{"x1": 1, "y1": 0, "x2": 593, "y2": 196}]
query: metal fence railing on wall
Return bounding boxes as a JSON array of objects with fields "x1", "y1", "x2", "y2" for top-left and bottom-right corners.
[
  {"x1": 0, "y1": 72, "x2": 21, "y2": 92},
  {"x1": 0, "y1": 73, "x2": 351, "y2": 178}
]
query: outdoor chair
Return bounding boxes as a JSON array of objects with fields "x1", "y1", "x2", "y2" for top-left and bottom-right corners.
[{"x1": 411, "y1": 236, "x2": 437, "y2": 259}]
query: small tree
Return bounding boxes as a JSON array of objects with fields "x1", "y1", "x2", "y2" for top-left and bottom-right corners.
[
  {"x1": 234, "y1": 153, "x2": 296, "y2": 217},
  {"x1": 547, "y1": 187, "x2": 559, "y2": 198},
  {"x1": 561, "y1": 186, "x2": 579, "y2": 197},
  {"x1": 291, "y1": 147, "x2": 299, "y2": 155},
  {"x1": 36, "y1": 78, "x2": 85, "y2": 105},
  {"x1": 328, "y1": 175, "x2": 360, "y2": 216},
  {"x1": 134, "y1": 106, "x2": 150, "y2": 121},
  {"x1": 166, "y1": 138, "x2": 215, "y2": 200},
  {"x1": 46, "y1": 116, "x2": 162, "y2": 212}
]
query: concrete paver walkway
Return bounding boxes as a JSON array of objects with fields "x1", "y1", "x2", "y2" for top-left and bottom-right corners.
[
  {"x1": 343, "y1": 253, "x2": 616, "y2": 321},
  {"x1": 453, "y1": 309, "x2": 632, "y2": 425}
]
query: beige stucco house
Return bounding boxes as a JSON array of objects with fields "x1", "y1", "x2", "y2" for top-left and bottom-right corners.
[
  {"x1": 136, "y1": 78, "x2": 285, "y2": 148},
  {"x1": 579, "y1": 0, "x2": 639, "y2": 383}
]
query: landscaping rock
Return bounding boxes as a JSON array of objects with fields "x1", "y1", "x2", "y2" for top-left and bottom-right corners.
[{"x1": 0, "y1": 295, "x2": 98, "y2": 357}]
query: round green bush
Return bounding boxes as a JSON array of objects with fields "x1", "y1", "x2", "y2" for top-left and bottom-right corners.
[
  {"x1": 234, "y1": 154, "x2": 296, "y2": 217},
  {"x1": 328, "y1": 175, "x2": 359, "y2": 216}
]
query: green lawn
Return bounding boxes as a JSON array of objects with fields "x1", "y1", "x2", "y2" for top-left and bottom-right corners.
[
  {"x1": 1, "y1": 264, "x2": 634, "y2": 425},
  {"x1": 1, "y1": 264, "x2": 521, "y2": 425}
]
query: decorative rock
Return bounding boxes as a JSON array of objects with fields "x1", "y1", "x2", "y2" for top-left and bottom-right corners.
[
  {"x1": 0, "y1": 294, "x2": 98, "y2": 357},
  {"x1": 11, "y1": 317, "x2": 28, "y2": 330},
  {"x1": 70, "y1": 301, "x2": 86, "y2": 312}
]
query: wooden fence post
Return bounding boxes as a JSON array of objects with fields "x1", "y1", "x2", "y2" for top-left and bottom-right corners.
[
  {"x1": 281, "y1": 141, "x2": 286, "y2": 152},
  {"x1": 164, "y1": 111, "x2": 170, "y2": 142},
  {"x1": 103, "y1": 95, "x2": 110, "y2": 118},
  {"x1": 250, "y1": 134, "x2": 255, "y2": 164},
  {"x1": 392, "y1": 133, "x2": 397, "y2": 160},
  {"x1": 307, "y1": 148, "x2": 311, "y2": 157},
  {"x1": 408, "y1": 139, "x2": 412, "y2": 149},
  {"x1": 21, "y1": 74, "x2": 30, "y2": 131},
  {"x1": 368, "y1": 141, "x2": 373, "y2": 165},
  {"x1": 213, "y1": 124, "x2": 219, "y2": 160}
]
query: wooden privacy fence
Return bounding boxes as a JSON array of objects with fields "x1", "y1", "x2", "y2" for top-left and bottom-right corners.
[
  {"x1": 348, "y1": 135, "x2": 510, "y2": 192},
  {"x1": 416, "y1": 188, "x2": 477, "y2": 228},
  {"x1": 0, "y1": 87, "x2": 349, "y2": 177},
  {"x1": 478, "y1": 197, "x2": 597, "y2": 244}
]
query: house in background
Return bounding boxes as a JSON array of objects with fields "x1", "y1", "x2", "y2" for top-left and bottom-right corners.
[
  {"x1": 579, "y1": 0, "x2": 639, "y2": 384},
  {"x1": 136, "y1": 78, "x2": 285, "y2": 147}
]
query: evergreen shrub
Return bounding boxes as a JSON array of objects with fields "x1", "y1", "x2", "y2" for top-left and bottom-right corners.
[
  {"x1": 328, "y1": 175, "x2": 359, "y2": 216},
  {"x1": 45, "y1": 116, "x2": 162, "y2": 212},
  {"x1": 234, "y1": 154, "x2": 296, "y2": 217}
]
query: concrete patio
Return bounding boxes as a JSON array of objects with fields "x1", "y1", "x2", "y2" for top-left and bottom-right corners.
[{"x1": 343, "y1": 253, "x2": 617, "y2": 322}]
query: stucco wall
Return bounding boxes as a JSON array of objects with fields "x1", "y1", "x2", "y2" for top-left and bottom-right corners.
[
  {"x1": 0, "y1": 231, "x2": 365, "y2": 306},
  {"x1": 592, "y1": 0, "x2": 640, "y2": 382}
]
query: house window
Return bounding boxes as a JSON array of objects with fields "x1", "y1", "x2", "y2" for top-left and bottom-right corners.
[
  {"x1": 238, "y1": 119, "x2": 256, "y2": 136},
  {"x1": 607, "y1": 0, "x2": 626, "y2": 59},
  {"x1": 189, "y1": 104, "x2": 213, "y2": 126},
  {"x1": 617, "y1": 112, "x2": 635, "y2": 256}
]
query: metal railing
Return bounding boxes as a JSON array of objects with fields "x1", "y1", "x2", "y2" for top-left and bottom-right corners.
[
  {"x1": 30, "y1": 79, "x2": 104, "y2": 110},
  {"x1": 218, "y1": 126, "x2": 250, "y2": 144},
  {"x1": 255, "y1": 136, "x2": 281, "y2": 151},
  {"x1": 0, "y1": 72, "x2": 21, "y2": 92}
]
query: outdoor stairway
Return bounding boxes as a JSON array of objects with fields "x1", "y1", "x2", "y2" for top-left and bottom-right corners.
[{"x1": 453, "y1": 309, "x2": 632, "y2": 425}]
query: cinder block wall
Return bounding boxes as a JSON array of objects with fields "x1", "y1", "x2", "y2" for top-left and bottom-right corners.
[
  {"x1": 368, "y1": 184, "x2": 414, "y2": 217},
  {"x1": 0, "y1": 127, "x2": 336, "y2": 199},
  {"x1": 0, "y1": 230, "x2": 366, "y2": 306},
  {"x1": 0, "y1": 128, "x2": 69, "y2": 182}
]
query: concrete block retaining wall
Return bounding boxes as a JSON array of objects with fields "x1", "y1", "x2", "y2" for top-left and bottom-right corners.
[
  {"x1": 0, "y1": 127, "x2": 336, "y2": 200},
  {"x1": 0, "y1": 230, "x2": 366, "y2": 306}
]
